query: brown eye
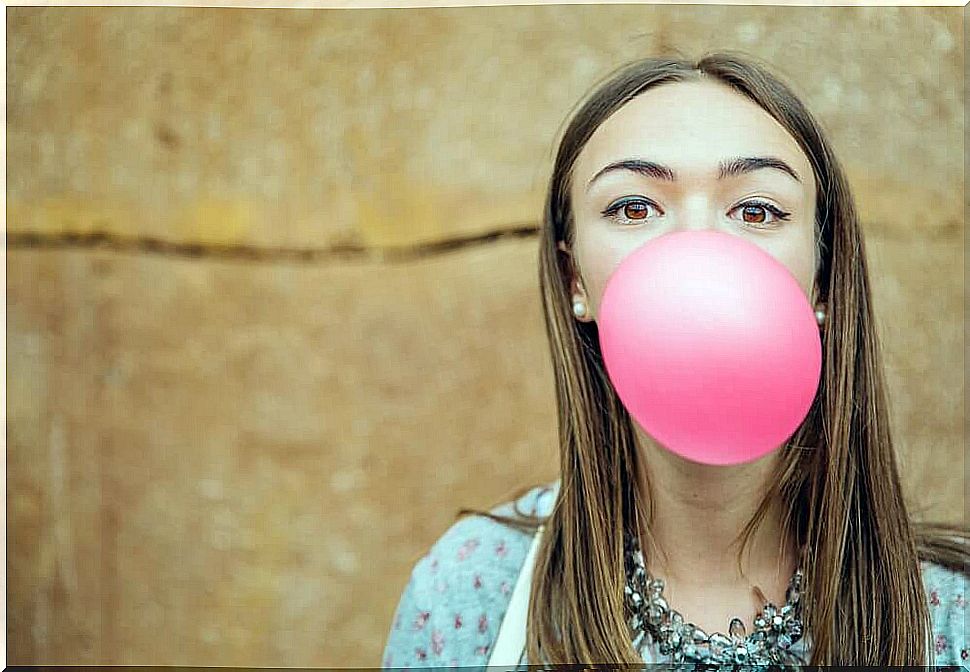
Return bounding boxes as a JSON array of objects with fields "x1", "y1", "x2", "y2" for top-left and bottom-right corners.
[
  {"x1": 602, "y1": 197, "x2": 662, "y2": 226},
  {"x1": 624, "y1": 202, "x2": 650, "y2": 220},
  {"x1": 729, "y1": 199, "x2": 792, "y2": 228},
  {"x1": 742, "y1": 205, "x2": 767, "y2": 224}
]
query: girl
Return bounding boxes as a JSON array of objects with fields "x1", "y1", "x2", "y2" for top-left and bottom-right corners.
[{"x1": 381, "y1": 52, "x2": 970, "y2": 667}]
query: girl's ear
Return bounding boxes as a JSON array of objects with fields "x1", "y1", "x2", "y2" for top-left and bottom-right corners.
[
  {"x1": 557, "y1": 241, "x2": 581, "y2": 295},
  {"x1": 811, "y1": 283, "x2": 824, "y2": 311},
  {"x1": 558, "y1": 241, "x2": 594, "y2": 323}
]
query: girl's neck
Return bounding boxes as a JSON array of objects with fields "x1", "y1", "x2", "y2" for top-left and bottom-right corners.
[{"x1": 634, "y1": 426, "x2": 797, "y2": 590}]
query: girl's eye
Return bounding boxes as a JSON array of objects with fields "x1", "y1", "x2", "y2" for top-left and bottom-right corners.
[
  {"x1": 600, "y1": 197, "x2": 792, "y2": 228},
  {"x1": 729, "y1": 199, "x2": 792, "y2": 228},
  {"x1": 601, "y1": 198, "x2": 662, "y2": 225}
]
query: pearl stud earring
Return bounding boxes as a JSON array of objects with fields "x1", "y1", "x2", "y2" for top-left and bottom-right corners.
[
  {"x1": 573, "y1": 299, "x2": 587, "y2": 319},
  {"x1": 815, "y1": 308, "x2": 826, "y2": 326}
]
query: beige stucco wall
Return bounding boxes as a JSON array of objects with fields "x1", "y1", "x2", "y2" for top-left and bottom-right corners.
[{"x1": 6, "y1": 4, "x2": 964, "y2": 667}]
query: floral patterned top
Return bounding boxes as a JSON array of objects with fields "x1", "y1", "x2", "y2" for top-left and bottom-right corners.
[{"x1": 382, "y1": 482, "x2": 969, "y2": 668}]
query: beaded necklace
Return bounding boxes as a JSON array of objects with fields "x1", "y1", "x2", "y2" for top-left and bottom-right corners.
[{"x1": 623, "y1": 533, "x2": 808, "y2": 666}]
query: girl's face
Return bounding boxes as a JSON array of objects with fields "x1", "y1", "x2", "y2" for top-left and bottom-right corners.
[{"x1": 562, "y1": 80, "x2": 820, "y2": 321}]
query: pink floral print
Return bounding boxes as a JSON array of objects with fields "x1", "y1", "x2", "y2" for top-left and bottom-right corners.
[
  {"x1": 431, "y1": 629, "x2": 445, "y2": 656},
  {"x1": 411, "y1": 611, "x2": 430, "y2": 631},
  {"x1": 456, "y1": 538, "x2": 479, "y2": 561}
]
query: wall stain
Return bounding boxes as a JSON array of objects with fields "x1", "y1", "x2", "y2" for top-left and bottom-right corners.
[{"x1": 154, "y1": 123, "x2": 180, "y2": 149}]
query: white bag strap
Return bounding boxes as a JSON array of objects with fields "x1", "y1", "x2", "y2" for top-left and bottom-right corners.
[{"x1": 487, "y1": 524, "x2": 544, "y2": 668}]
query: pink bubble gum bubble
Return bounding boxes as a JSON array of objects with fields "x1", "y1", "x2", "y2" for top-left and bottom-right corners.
[{"x1": 597, "y1": 230, "x2": 822, "y2": 466}]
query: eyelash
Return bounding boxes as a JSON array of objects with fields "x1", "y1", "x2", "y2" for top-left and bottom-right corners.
[{"x1": 601, "y1": 197, "x2": 792, "y2": 228}]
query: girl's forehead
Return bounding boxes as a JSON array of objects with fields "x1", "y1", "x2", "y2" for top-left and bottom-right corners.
[{"x1": 574, "y1": 81, "x2": 814, "y2": 188}]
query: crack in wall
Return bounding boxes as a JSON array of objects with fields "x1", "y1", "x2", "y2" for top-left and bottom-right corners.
[{"x1": 7, "y1": 224, "x2": 541, "y2": 264}]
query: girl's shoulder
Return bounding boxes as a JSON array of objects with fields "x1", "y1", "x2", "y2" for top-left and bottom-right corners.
[
  {"x1": 381, "y1": 482, "x2": 557, "y2": 669},
  {"x1": 920, "y1": 559, "x2": 969, "y2": 665}
]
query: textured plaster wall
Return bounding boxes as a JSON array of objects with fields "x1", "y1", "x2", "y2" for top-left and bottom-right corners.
[{"x1": 6, "y1": 4, "x2": 965, "y2": 667}]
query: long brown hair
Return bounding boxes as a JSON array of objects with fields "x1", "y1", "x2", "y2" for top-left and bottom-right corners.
[{"x1": 470, "y1": 51, "x2": 970, "y2": 665}]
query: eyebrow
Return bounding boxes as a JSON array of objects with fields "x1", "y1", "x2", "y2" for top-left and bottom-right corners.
[{"x1": 585, "y1": 156, "x2": 802, "y2": 192}]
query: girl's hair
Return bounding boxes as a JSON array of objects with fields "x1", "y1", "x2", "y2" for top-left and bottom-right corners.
[{"x1": 466, "y1": 51, "x2": 970, "y2": 665}]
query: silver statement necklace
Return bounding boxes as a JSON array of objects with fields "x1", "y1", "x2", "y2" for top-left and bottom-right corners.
[{"x1": 623, "y1": 533, "x2": 808, "y2": 666}]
